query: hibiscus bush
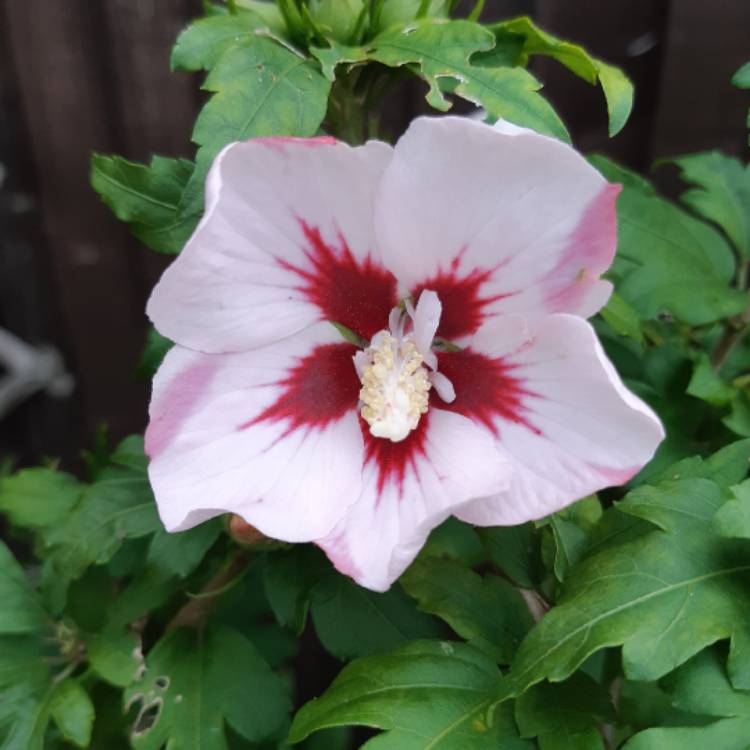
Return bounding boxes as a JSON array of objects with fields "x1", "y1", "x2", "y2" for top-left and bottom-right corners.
[{"x1": 2, "y1": 2, "x2": 750, "y2": 748}]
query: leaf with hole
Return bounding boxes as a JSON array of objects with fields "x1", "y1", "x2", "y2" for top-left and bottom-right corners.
[{"x1": 125, "y1": 626, "x2": 290, "y2": 750}]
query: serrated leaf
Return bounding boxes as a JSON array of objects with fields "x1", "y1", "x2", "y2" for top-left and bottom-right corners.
[
  {"x1": 366, "y1": 20, "x2": 569, "y2": 140},
  {"x1": 49, "y1": 679, "x2": 95, "y2": 748},
  {"x1": 400, "y1": 557, "x2": 532, "y2": 663},
  {"x1": 91, "y1": 155, "x2": 197, "y2": 254},
  {"x1": 515, "y1": 672, "x2": 615, "y2": 750},
  {"x1": 0, "y1": 468, "x2": 83, "y2": 534},
  {"x1": 125, "y1": 626, "x2": 290, "y2": 750},
  {"x1": 492, "y1": 16, "x2": 633, "y2": 135},
  {"x1": 592, "y1": 155, "x2": 746, "y2": 325},
  {"x1": 171, "y1": 12, "x2": 275, "y2": 71},
  {"x1": 146, "y1": 520, "x2": 222, "y2": 579},
  {"x1": 289, "y1": 640, "x2": 532, "y2": 748},
  {"x1": 0, "y1": 540, "x2": 48, "y2": 635},
  {"x1": 496, "y1": 468, "x2": 750, "y2": 706},
  {"x1": 623, "y1": 648, "x2": 750, "y2": 749},
  {"x1": 178, "y1": 35, "x2": 330, "y2": 219},
  {"x1": 46, "y1": 437, "x2": 161, "y2": 589},
  {"x1": 310, "y1": 572, "x2": 443, "y2": 660},
  {"x1": 669, "y1": 151, "x2": 750, "y2": 258}
]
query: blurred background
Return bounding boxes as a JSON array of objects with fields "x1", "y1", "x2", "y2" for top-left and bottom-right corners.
[{"x1": 1, "y1": 0, "x2": 748, "y2": 468}]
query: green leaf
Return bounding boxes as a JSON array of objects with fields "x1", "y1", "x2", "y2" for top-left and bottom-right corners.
[
  {"x1": 669, "y1": 151, "x2": 750, "y2": 258},
  {"x1": 0, "y1": 638, "x2": 55, "y2": 750},
  {"x1": 734, "y1": 61, "x2": 750, "y2": 88},
  {"x1": 289, "y1": 640, "x2": 532, "y2": 748},
  {"x1": 49, "y1": 679, "x2": 95, "y2": 748},
  {"x1": 0, "y1": 468, "x2": 83, "y2": 534},
  {"x1": 365, "y1": 20, "x2": 569, "y2": 140},
  {"x1": 732, "y1": 62, "x2": 750, "y2": 146},
  {"x1": 179, "y1": 35, "x2": 331, "y2": 219},
  {"x1": 91, "y1": 155, "x2": 197, "y2": 254},
  {"x1": 400, "y1": 557, "x2": 532, "y2": 663},
  {"x1": 373, "y1": 0, "x2": 451, "y2": 33},
  {"x1": 263, "y1": 545, "x2": 328, "y2": 634},
  {"x1": 146, "y1": 520, "x2": 222, "y2": 579},
  {"x1": 623, "y1": 648, "x2": 750, "y2": 749},
  {"x1": 491, "y1": 16, "x2": 633, "y2": 135},
  {"x1": 724, "y1": 392, "x2": 750, "y2": 437},
  {"x1": 421, "y1": 517, "x2": 486, "y2": 567},
  {"x1": 310, "y1": 572, "x2": 443, "y2": 660},
  {"x1": 308, "y1": 0, "x2": 365, "y2": 43},
  {"x1": 714, "y1": 480, "x2": 750, "y2": 539},
  {"x1": 479, "y1": 523, "x2": 542, "y2": 588},
  {"x1": 592, "y1": 155, "x2": 746, "y2": 325},
  {"x1": 544, "y1": 497, "x2": 604, "y2": 583},
  {"x1": 515, "y1": 672, "x2": 615, "y2": 750},
  {"x1": 496, "y1": 470, "x2": 750, "y2": 705},
  {"x1": 599, "y1": 291, "x2": 643, "y2": 342},
  {"x1": 172, "y1": 13, "x2": 275, "y2": 72},
  {"x1": 87, "y1": 629, "x2": 144, "y2": 688},
  {"x1": 647, "y1": 439, "x2": 750, "y2": 489},
  {"x1": 136, "y1": 328, "x2": 172, "y2": 380},
  {"x1": 126, "y1": 626, "x2": 290, "y2": 749},
  {"x1": 687, "y1": 353, "x2": 737, "y2": 406},
  {"x1": 46, "y1": 437, "x2": 161, "y2": 589},
  {"x1": 0, "y1": 540, "x2": 48, "y2": 635}
]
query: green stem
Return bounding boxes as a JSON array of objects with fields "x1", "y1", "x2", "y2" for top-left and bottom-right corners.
[
  {"x1": 227, "y1": 0, "x2": 238, "y2": 14},
  {"x1": 712, "y1": 260, "x2": 750, "y2": 369},
  {"x1": 416, "y1": 0, "x2": 431, "y2": 19},
  {"x1": 468, "y1": 0, "x2": 485, "y2": 22}
]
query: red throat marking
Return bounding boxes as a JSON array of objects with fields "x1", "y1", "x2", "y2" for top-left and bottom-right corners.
[
  {"x1": 437, "y1": 349, "x2": 540, "y2": 436},
  {"x1": 242, "y1": 343, "x2": 360, "y2": 435},
  {"x1": 411, "y1": 251, "x2": 511, "y2": 340},
  {"x1": 279, "y1": 221, "x2": 398, "y2": 341}
]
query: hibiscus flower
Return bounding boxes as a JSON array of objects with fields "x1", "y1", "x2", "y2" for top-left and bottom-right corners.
[{"x1": 145, "y1": 116, "x2": 664, "y2": 592}]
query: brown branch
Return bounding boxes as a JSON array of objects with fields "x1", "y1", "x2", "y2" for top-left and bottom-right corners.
[{"x1": 166, "y1": 549, "x2": 251, "y2": 632}]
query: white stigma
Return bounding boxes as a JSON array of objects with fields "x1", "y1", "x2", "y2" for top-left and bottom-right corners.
[
  {"x1": 358, "y1": 331, "x2": 431, "y2": 442},
  {"x1": 355, "y1": 290, "x2": 455, "y2": 443}
]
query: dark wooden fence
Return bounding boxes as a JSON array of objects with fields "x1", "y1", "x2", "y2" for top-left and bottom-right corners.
[{"x1": 1, "y1": 0, "x2": 748, "y2": 466}]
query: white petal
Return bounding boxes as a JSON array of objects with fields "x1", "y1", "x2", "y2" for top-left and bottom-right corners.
[
  {"x1": 444, "y1": 314, "x2": 664, "y2": 525},
  {"x1": 375, "y1": 116, "x2": 618, "y2": 340},
  {"x1": 145, "y1": 322, "x2": 363, "y2": 541},
  {"x1": 410, "y1": 289, "x2": 441, "y2": 368},
  {"x1": 317, "y1": 409, "x2": 512, "y2": 591},
  {"x1": 148, "y1": 137, "x2": 395, "y2": 352}
]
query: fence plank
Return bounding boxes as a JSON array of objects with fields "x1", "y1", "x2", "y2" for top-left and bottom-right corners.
[
  {"x1": 100, "y1": 0, "x2": 199, "y2": 297},
  {"x1": 5, "y1": 1, "x2": 150, "y2": 443},
  {"x1": 649, "y1": 0, "x2": 750, "y2": 161}
]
